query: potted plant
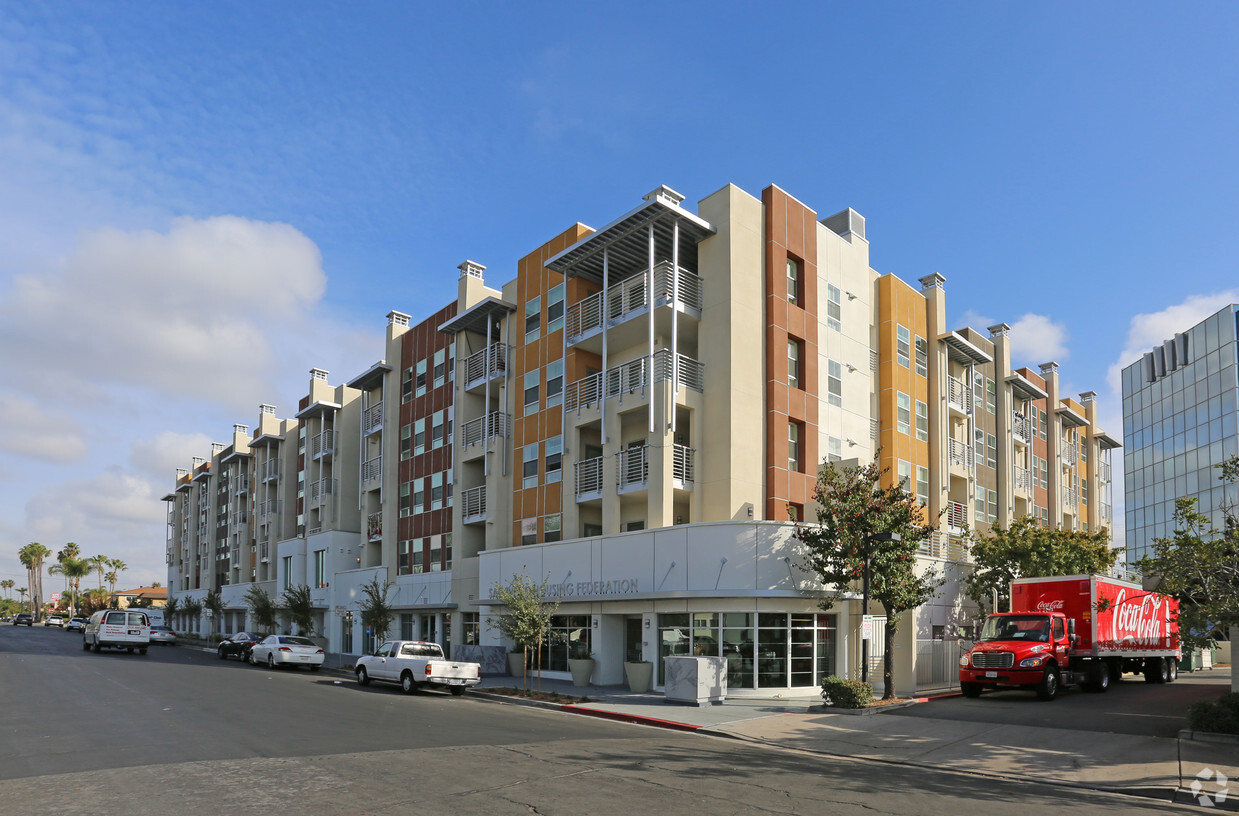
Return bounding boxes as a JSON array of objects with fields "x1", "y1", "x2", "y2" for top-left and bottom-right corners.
[
  {"x1": 568, "y1": 642, "x2": 595, "y2": 687},
  {"x1": 624, "y1": 649, "x2": 653, "y2": 693}
]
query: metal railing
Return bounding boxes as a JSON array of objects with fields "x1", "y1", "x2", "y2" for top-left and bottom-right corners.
[
  {"x1": 1014, "y1": 465, "x2": 1033, "y2": 493},
  {"x1": 312, "y1": 430, "x2": 335, "y2": 459},
  {"x1": 919, "y1": 531, "x2": 968, "y2": 562},
  {"x1": 946, "y1": 501, "x2": 968, "y2": 531},
  {"x1": 1062, "y1": 488, "x2": 1079, "y2": 508},
  {"x1": 461, "y1": 412, "x2": 509, "y2": 447},
  {"x1": 575, "y1": 456, "x2": 604, "y2": 497},
  {"x1": 461, "y1": 485, "x2": 486, "y2": 521},
  {"x1": 363, "y1": 402, "x2": 383, "y2": 434},
  {"x1": 232, "y1": 476, "x2": 250, "y2": 495},
  {"x1": 673, "y1": 444, "x2": 695, "y2": 485},
  {"x1": 1061, "y1": 442, "x2": 1079, "y2": 466},
  {"x1": 259, "y1": 543, "x2": 269, "y2": 562},
  {"x1": 947, "y1": 375, "x2": 972, "y2": 413},
  {"x1": 260, "y1": 458, "x2": 281, "y2": 482},
  {"x1": 362, "y1": 456, "x2": 383, "y2": 484},
  {"x1": 1097, "y1": 460, "x2": 1112, "y2": 483},
  {"x1": 367, "y1": 511, "x2": 382, "y2": 541},
  {"x1": 948, "y1": 438, "x2": 973, "y2": 469},
  {"x1": 566, "y1": 262, "x2": 703, "y2": 343},
  {"x1": 308, "y1": 478, "x2": 336, "y2": 505},
  {"x1": 463, "y1": 342, "x2": 508, "y2": 388},
  {"x1": 617, "y1": 446, "x2": 648, "y2": 490},
  {"x1": 257, "y1": 499, "x2": 280, "y2": 521},
  {"x1": 230, "y1": 510, "x2": 248, "y2": 526},
  {"x1": 564, "y1": 372, "x2": 603, "y2": 412},
  {"x1": 1100, "y1": 501, "x2": 1113, "y2": 522},
  {"x1": 1012, "y1": 411, "x2": 1032, "y2": 443}
]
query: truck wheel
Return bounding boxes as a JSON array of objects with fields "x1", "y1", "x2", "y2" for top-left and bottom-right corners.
[
  {"x1": 1036, "y1": 665, "x2": 1059, "y2": 701},
  {"x1": 450, "y1": 686, "x2": 465, "y2": 696},
  {"x1": 218, "y1": 647, "x2": 227, "y2": 660},
  {"x1": 960, "y1": 681, "x2": 983, "y2": 698},
  {"x1": 139, "y1": 648, "x2": 147, "y2": 655},
  {"x1": 92, "y1": 640, "x2": 101, "y2": 653},
  {"x1": 1108, "y1": 659, "x2": 1124, "y2": 682},
  {"x1": 356, "y1": 667, "x2": 370, "y2": 686},
  {"x1": 401, "y1": 672, "x2": 418, "y2": 695},
  {"x1": 1167, "y1": 659, "x2": 1178, "y2": 682},
  {"x1": 82, "y1": 638, "x2": 90, "y2": 652},
  {"x1": 1089, "y1": 662, "x2": 1110, "y2": 693},
  {"x1": 1144, "y1": 657, "x2": 1168, "y2": 684}
]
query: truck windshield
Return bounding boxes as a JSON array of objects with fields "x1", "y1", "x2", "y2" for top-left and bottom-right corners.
[{"x1": 979, "y1": 615, "x2": 1051, "y2": 643}]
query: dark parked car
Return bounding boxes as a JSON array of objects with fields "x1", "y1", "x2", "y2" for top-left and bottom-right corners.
[
  {"x1": 14, "y1": 613, "x2": 34, "y2": 626},
  {"x1": 217, "y1": 632, "x2": 267, "y2": 661}
]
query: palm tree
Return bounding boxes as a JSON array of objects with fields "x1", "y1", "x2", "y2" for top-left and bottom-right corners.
[
  {"x1": 48, "y1": 562, "x2": 66, "y2": 611},
  {"x1": 17, "y1": 587, "x2": 28, "y2": 610},
  {"x1": 105, "y1": 571, "x2": 118, "y2": 599},
  {"x1": 19, "y1": 543, "x2": 51, "y2": 621},
  {"x1": 91, "y1": 555, "x2": 109, "y2": 591},
  {"x1": 63, "y1": 558, "x2": 92, "y2": 618},
  {"x1": 108, "y1": 558, "x2": 128, "y2": 597},
  {"x1": 1, "y1": 579, "x2": 12, "y2": 599}
]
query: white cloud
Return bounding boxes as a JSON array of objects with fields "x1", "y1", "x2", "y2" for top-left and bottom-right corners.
[
  {"x1": 0, "y1": 391, "x2": 87, "y2": 462},
  {"x1": 0, "y1": 215, "x2": 327, "y2": 414},
  {"x1": 129, "y1": 431, "x2": 214, "y2": 482},
  {"x1": 1007, "y1": 313, "x2": 1069, "y2": 368},
  {"x1": 1105, "y1": 290, "x2": 1239, "y2": 395}
]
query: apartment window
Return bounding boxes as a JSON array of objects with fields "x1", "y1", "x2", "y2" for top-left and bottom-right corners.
[
  {"x1": 546, "y1": 359, "x2": 564, "y2": 408},
  {"x1": 430, "y1": 472, "x2": 443, "y2": 510},
  {"x1": 975, "y1": 493, "x2": 986, "y2": 522},
  {"x1": 897, "y1": 459, "x2": 912, "y2": 490},
  {"x1": 446, "y1": 407, "x2": 453, "y2": 447},
  {"x1": 897, "y1": 392, "x2": 911, "y2": 435},
  {"x1": 524, "y1": 370, "x2": 539, "y2": 415},
  {"x1": 1040, "y1": 457, "x2": 1049, "y2": 489},
  {"x1": 916, "y1": 400, "x2": 929, "y2": 442},
  {"x1": 433, "y1": 349, "x2": 446, "y2": 388},
  {"x1": 916, "y1": 465, "x2": 930, "y2": 506},
  {"x1": 463, "y1": 612, "x2": 479, "y2": 646},
  {"x1": 827, "y1": 359, "x2": 842, "y2": 407},
  {"x1": 987, "y1": 433, "x2": 997, "y2": 469},
  {"x1": 986, "y1": 379, "x2": 996, "y2": 414},
  {"x1": 974, "y1": 371, "x2": 985, "y2": 410},
  {"x1": 313, "y1": 549, "x2": 326, "y2": 588},
  {"x1": 1039, "y1": 408, "x2": 1048, "y2": 440},
  {"x1": 447, "y1": 343, "x2": 455, "y2": 382},
  {"x1": 1082, "y1": 479, "x2": 1089, "y2": 505},
  {"x1": 282, "y1": 556, "x2": 292, "y2": 591},
  {"x1": 545, "y1": 437, "x2": 562, "y2": 484},
  {"x1": 525, "y1": 295, "x2": 541, "y2": 344},
  {"x1": 397, "y1": 539, "x2": 412, "y2": 575},
  {"x1": 915, "y1": 336, "x2": 928, "y2": 377},
  {"x1": 401, "y1": 368, "x2": 414, "y2": 403},
  {"x1": 788, "y1": 337, "x2": 803, "y2": 389},
  {"x1": 415, "y1": 360, "x2": 427, "y2": 397},
  {"x1": 399, "y1": 483, "x2": 411, "y2": 518},
  {"x1": 431, "y1": 410, "x2": 445, "y2": 448},
  {"x1": 826, "y1": 284, "x2": 841, "y2": 332},
  {"x1": 413, "y1": 478, "x2": 425, "y2": 513},
  {"x1": 523, "y1": 444, "x2": 539, "y2": 489},
  {"x1": 547, "y1": 283, "x2": 565, "y2": 334},
  {"x1": 445, "y1": 467, "x2": 453, "y2": 506},
  {"x1": 896, "y1": 325, "x2": 911, "y2": 368},
  {"x1": 786, "y1": 256, "x2": 802, "y2": 306},
  {"x1": 975, "y1": 428, "x2": 985, "y2": 462},
  {"x1": 788, "y1": 503, "x2": 803, "y2": 522},
  {"x1": 414, "y1": 537, "x2": 428, "y2": 574},
  {"x1": 444, "y1": 532, "x2": 452, "y2": 570},
  {"x1": 414, "y1": 418, "x2": 426, "y2": 456},
  {"x1": 1040, "y1": 506, "x2": 1050, "y2": 526},
  {"x1": 521, "y1": 518, "x2": 537, "y2": 546},
  {"x1": 788, "y1": 421, "x2": 803, "y2": 472},
  {"x1": 988, "y1": 489, "x2": 998, "y2": 523},
  {"x1": 429, "y1": 539, "x2": 442, "y2": 572},
  {"x1": 827, "y1": 436, "x2": 842, "y2": 463},
  {"x1": 1081, "y1": 442, "x2": 1088, "y2": 463},
  {"x1": 544, "y1": 513, "x2": 562, "y2": 544}
]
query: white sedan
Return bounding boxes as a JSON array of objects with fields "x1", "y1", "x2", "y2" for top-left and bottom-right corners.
[{"x1": 249, "y1": 635, "x2": 324, "y2": 671}]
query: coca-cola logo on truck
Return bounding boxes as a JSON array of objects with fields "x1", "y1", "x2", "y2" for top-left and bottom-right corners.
[
  {"x1": 1102, "y1": 588, "x2": 1171, "y2": 649},
  {"x1": 1035, "y1": 599, "x2": 1064, "y2": 613}
]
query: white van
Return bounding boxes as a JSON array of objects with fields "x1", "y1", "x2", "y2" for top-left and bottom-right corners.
[{"x1": 84, "y1": 610, "x2": 151, "y2": 654}]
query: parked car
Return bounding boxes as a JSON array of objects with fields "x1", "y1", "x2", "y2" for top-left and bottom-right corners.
[
  {"x1": 44, "y1": 614, "x2": 64, "y2": 627},
  {"x1": 149, "y1": 625, "x2": 177, "y2": 646},
  {"x1": 14, "y1": 613, "x2": 33, "y2": 626},
  {"x1": 64, "y1": 617, "x2": 87, "y2": 632},
  {"x1": 354, "y1": 640, "x2": 481, "y2": 695},
  {"x1": 83, "y1": 609, "x2": 151, "y2": 654},
  {"x1": 249, "y1": 635, "x2": 324, "y2": 670},
  {"x1": 217, "y1": 632, "x2": 266, "y2": 661}
]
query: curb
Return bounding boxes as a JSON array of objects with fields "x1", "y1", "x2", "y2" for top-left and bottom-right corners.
[
  {"x1": 561, "y1": 704, "x2": 702, "y2": 732},
  {"x1": 807, "y1": 699, "x2": 921, "y2": 716},
  {"x1": 1179, "y1": 729, "x2": 1239, "y2": 746}
]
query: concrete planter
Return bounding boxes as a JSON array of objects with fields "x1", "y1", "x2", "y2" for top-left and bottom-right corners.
[
  {"x1": 568, "y1": 658, "x2": 595, "y2": 687},
  {"x1": 625, "y1": 661, "x2": 653, "y2": 693},
  {"x1": 507, "y1": 651, "x2": 526, "y2": 679}
]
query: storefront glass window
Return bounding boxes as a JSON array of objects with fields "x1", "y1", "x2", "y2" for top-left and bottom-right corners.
[
  {"x1": 658, "y1": 611, "x2": 837, "y2": 689},
  {"x1": 538, "y1": 615, "x2": 591, "y2": 672}
]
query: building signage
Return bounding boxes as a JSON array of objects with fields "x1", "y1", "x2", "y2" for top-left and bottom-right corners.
[{"x1": 546, "y1": 578, "x2": 641, "y2": 599}]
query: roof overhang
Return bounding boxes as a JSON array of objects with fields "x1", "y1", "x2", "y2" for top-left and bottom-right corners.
[
  {"x1": 160, "y1": 493, "x2": 177, "y2": 502},
  {"x1": 192, "y1": 470, "x2": 211, "y2": 482},
  {"x1": 296, "y1": 401, "x2": 342, "y2": 420},
  {"x1": 545, "y1": 195, "x2": 715, "y2": 284},
  {"x1": 249, "y1": 432, "x2": 283, "y2": 448},
  {"x1": 1057, "y1": 404, "x2": 1088, "y2": 428},
  {"x1": 220, "y1": 449, "x2": 251, "y2": 464},
  {"x1": 347, "y1": 361, "x2": 392, "y2": 391},
  {"x1": 941, "y1": 331, "x2": 993, "y2": 366},
  {"x1": 1095, "y1": 430, "x2": 1122, "y2": 450},
  {"x1": 438, "y1": 295, "x2": 516, "y2": 336},
  {"x1": 1006, "y1": 373, "x2": 1049, "y2": 402}
]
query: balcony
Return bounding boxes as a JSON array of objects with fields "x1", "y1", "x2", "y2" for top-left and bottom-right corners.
[
  {"x1": 260, "y1": 458, "x2": 281, "y2": 482},
  {"x1": 575, "y1": 456, "x2": 604, "y2": 500},
  {"x1": 463, "y1": 342, "x2": 508, "y2": 391},
  {"x1": 564, "y1": 372, "x2": 603, "y2": 412},
  {"x1": 308, "y1": 478, "x2": 336, "y2": 506},
  {"x1": 1097, "y1": 459, "x2": 1112, "y2": 483},
  {"x1": 1100, "y1": 501, "x2": 1113, "y2": 523},
  {"x1": 919, "y1": 530, "x2": 968, "y2": 562},
  {"x1": 1012, "y1": 411, "x2": 1032, "y2": 445},
  {"x1": 1062, "y1": 488, "x2": 1079, "y2": 509},
  {"x1": 673, "y1": 444, "x2": 695, "y2": 488},
  {"x1": 259, "y1": 542, "x2": 269, "y2": 563},
  {"x1": 257, "y1": 498, "x2": 280, "y2": 522},
  {"x1": 1014, "y1": 465, "x2": 1034, "y2": 495},
  {"x1": 461, "y1": 485, "x2": 486, "y2": 524},
  {"x1": 565, "y1": 350, "x2": 704, "y2": 413},
  {"x1": 566, "y1": 261, "x2": 703, "y2": 346},
  {"x1": 312, "y1": 430, "x2": 335, "y2": 460},
  {"x1": 461, "y1": 411, "x2": 509, "y2": 448},
  {"x1": 367, "y1": 511, "x2": 382, "y2": 542},
  {"x1": 362, "y1": 456, "x2": 383, "y2": 486},
  {"x1": 229, "y1": 509, "x2": 249, "y2": 527},
  {"x1": 232, "y1": 476, "x2": 250, "y2": 496},
  {"x1": 1061, "y1": 442, "x2": 1079, "y2": 466},
  {"x1": 946, "y1": 501, "x2": 968, "y2": 532},
  {"x1": 948, "y1": 438, "x2": 974, "y2": 470},
  {"x1": 363, "y1": 402, "x2": 383, "y2": 435},
  {"x1": 947, "y1": 375, "x2": 972, "y2": 415},
  {"x1": 617, "y1": 445, "x2": 648, "y2": 492}
]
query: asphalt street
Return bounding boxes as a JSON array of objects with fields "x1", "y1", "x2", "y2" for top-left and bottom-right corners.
[{"x1": 0, "y1": 625, "x2": 1211, "y2": 815}]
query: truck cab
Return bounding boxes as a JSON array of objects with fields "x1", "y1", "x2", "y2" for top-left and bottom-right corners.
[{"x1": 959, "y1": 612, "x2": 1075, "y2": 700}]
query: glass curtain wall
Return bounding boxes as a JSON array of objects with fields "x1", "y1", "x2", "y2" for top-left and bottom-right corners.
[{"x1": 658, "y1": 612, "x2": 836, "y2": 689}]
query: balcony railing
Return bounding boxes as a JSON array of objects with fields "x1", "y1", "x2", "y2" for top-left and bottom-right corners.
[
  {"x1": 673, "y1": 444, "x2": 695, "y2": 486},
  {"x1": 461, "y1": 411, "x2": 509, "y2": 447},
  {"x1": 1097, "y1": 460, "x2": 1112, "y2": 483},
  {"x1": 1062, "y1": 488, "x2": 1079, "y2": 508},
  {"x1": 308, "y1": 478, "x2": 336, "y2": 505},
  {"x1": 363, "y1": 402, "x2": 383, "y2": 435},
  {"x1": 1061, "y1": 442, "x2": 1079, "y2": 466},
  {"x1": 463, "y1": 342, "x2": 508, "y2": 389},
  {"x1": 617, "y1": 446, "x2": 648, "y2": 490},
  {"x1": 367, "y1": 511, "x2": 382, "y2": 541},
  {"x1": 1100, "y1": 501, "x2": 1113, "y2": 522},
  {"x1": 948, "y1": 438, "x2": 973, "y2": 469},
  {"x1": 566, "y1": 262, "x2": 703, "y2": 343},
  {"x1": 1012, "y1": 411, "x2": 1032, "y2": 444},
  {"x1": 260, "y1": 458, "x2": 281, "y2": 482},
  {"x1": 947, "y1": 375, "x2": 972, "y2": 414},
  {"x1": 569, "y1": 350, "x2": 703, "y2": 407},
  {"x1": 230, "y1": 510, "x2": 249, "y2": 526},
  {"x1": 919, "y1": 531, "x2": 968, "y2": 562},
  {"x1": 461, "y1": 485, "x2": 486, "y2": 522},
  {"x1": 564, "y1": 372, "x2": 603, "y2": 412},
  {"x1": 232, "y1": 476, "x2": 250, "y2": 495},
  {"x1": 575, "y1": 456, "x2": 604, "y2": 498},
  {"x1": 946, "y1": 501, "x2": 968, "y2": 531},
  {"x1": 312, "y1": 430, "x2": 335, "y2": 459},
  {"x1": 257, "y1": 498, "x2": 280, "y2": 521},
  {"x1": 259, "y1": 542, "x2": 269, "y2": 562},
  {"x1": 362, "y1": 456, "x2": 383, "y2": 484},
  {"x1": 1014, "y1": 465, "x2": 1033, "y2": 493}
]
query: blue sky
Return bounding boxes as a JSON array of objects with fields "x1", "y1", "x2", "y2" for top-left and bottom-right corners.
[{"x1": 2, "y1": 2, "x2": 1237, "y2": 590}]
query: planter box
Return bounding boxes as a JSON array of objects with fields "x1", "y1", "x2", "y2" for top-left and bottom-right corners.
[
  {"x1": 625, "y1": 661, "x2": 653, "y2": 693},
  {"x1": 507, "y1": 652, "x2": 526, "y2": 679},
  {"x1": 664, "y1": 656, "x2": 726, "y2": 706},
  {"x1": 568, "y1": 658, "x2": 594, "y2": 687}
]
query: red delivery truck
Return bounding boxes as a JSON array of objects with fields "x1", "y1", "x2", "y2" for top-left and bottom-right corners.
[{"x1": 959, "y1": 575, "x2": 1180, "y2": 701}]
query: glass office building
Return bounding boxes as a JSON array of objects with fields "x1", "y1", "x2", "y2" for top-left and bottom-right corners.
[{"x1": 1121, "y1": 304, "x2": 1239, "y2": 566}]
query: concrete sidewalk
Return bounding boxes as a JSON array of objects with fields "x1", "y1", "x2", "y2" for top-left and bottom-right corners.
[{"x1": 474, "y1": 669, "x2": 1239, "y2": 810}]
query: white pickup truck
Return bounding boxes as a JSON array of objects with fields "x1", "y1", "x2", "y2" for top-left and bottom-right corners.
[{"x1": 353, "y1": 640, "x2": 482, "y2": 696}]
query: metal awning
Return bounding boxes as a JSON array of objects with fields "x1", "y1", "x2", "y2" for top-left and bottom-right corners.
[
  {"x1": 220, "y1": 448, "x2": 251, "y2": 464},
  {"x1": 160, "y1": 493, "x2": 177, "y2": 502},
  {"x1": 296, "y1": 401, "x2": 341, "y2": 420},
  {"x1": 347, "y1": 361, "x2": 392, "y2": 391},
  {"x1": 941, "y1": 331, "x2": 993, "y2": 366},
  {"x1": 545, "y1": 190, "x2": 715, "y2": 284},
  {"x1": 1094, "y1": 430, "x2": 1122, "y2": 450},
  {"x1": 438, "y1": 296, "x2": 516, "y2": 336},
  {"x1": 249, "y1": 432, "x2": 283, "y2": 448},
  {"x1": 1006, "y1": 373, "x2": 1048, "y2": 402},
  {"x1": 1057, "y1": 404, "x2": 1088, "y2": 428}
]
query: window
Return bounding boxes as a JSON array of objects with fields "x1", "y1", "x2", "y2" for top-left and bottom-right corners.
[
  {"x1": 786, "y1": 256, "x2": 801, "y2": 306},
  {"x1": 1040, "y1": 457, "x2": 1049, "y2": 489},
  {"x1": 525, "y1": 295, "x2": 541, "y2": 344},
  {"x1": 413, "y1": 537, "x2": 428, "y2": 573},
  {"x1": 545, "y1": 437, "x2": 562, "y2": 484},
  {"x1": 897, "y1": 459, "x2": 912, "y2": 490},
  {"x1": 987, "y1": 489, "x2": 998, "y2": 523},
  {"x1": 917, "y1": 465, "x2": 930, "y2": 506},
  {"x1": 827, "y1": 436, "x2": 841, "y2": 463},
  {"x1": 429, "y1": 539, "x2": 442, "y2": 572},
  {"x1": 788, "y1": 421, "x2": 803, "y2": 472},
  {"x1": 412, "y1": 478, "x2": 425, "y2": 513},
  {"x1": 788, "y1": 338, "x2": 802, "y2": 389},
  {"x1": 282, "y1": 556, "x2": 292, "y2": 591},
  {"x1": 826, "y1": 284, "x2": 841, "y2": 331},
  {"x1": 546, "y1": 359, "x2": 564, "y2": 408},
  {"x1": 547, "y1": 283, "x2": 565, "y2": 334},
  {"x1": 544, "y1": 513, "x2": 562, "y2": 544},
  {"x1": 986, "y1": 379, "x2": 996, "y2": 414},
  {"x1": 916, "y1": 400, "x2": 929, "y2": 442},
  {"x1": 431, "y1": 411, "x2": 444, "y2": 449},
  {"x1": 896, "y1": 325, "x2": 911, "y2": 368},
  {"x1": 521, "y1": 518, "x2": 537, "y2": 546},
  {"x1": 463, "y1": 612, "x2": 479, "y2": 646},
  {"x1": 433, "y1": 349, "x2": 446, "y2": 388},
  {"x1": 1082, "y1": 479, "x2": 1089, "y2": 505},
  {"x1": 897, "y1": 392, "x2": 911, "y2": 435},
  {"x1": 524, "y1": 370, "x2": 540, "y2": 415},
  {"x1": 401, "y1": 613, "x2": 415, "y2": 641},
  {"x1": 401, "y1": 368, "x2": 413, "y2": 403},
  {"x1": 430, "y1": 472, "x2": 443, "y2": 510},
  {"x1": 1038, "y1": 408, "x2": 1048, "y2": 440},
  {"x1": 788, "y1": 503, "x2": 803, "y2": 522},
  {"x1": 827, "y1": 359, "x2": 842, "y2": 407},
  {"x1": 415, "y1": 360, "x2": 427, "y2": 397},
  {"x1": 987, "y1": 433, "x2": 997, "y2": 469},
  {"x1": 915, "y1": 336, "x2": 928, "y2": 377},
  {"x1": 313, "y1": 549, "x2": 326, "y2": 588},
  {"x1": 447, "y1": 342, "x2": 455, "y2": 382},
  {"x1": 397, "y1": 539, "x2": 412, "y2": 575},
  {"x1": 413, "y1": 419, "x2": 426, "y2": 456},
  {"x1": 975, "y1": 493, "x2": 986, "y2": 522},
  {"x1": 523, "y1": 444, "x2": 539, "y2": 489},
  {"x1": 399, "y1": 483, "x2": 411, "y2": 518},
  {"x1": 445, "y1": 467, "x2": 453, "y2": 506},
  {"x1": 975, "y1": 428, "x2": 986, "y2": 462}
]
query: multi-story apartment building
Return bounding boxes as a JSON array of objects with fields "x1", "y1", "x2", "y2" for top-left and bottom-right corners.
[
  {"x1": 164, "y1": 180, "x2": 1118, "y2": 696},
  {"x1": 1121, "y1": 304, "x2": 1239, "y2": 566}
]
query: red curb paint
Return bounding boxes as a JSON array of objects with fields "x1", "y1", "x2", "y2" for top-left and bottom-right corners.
[{"x1": 561, "y1": 705, "x2": 702, "y2": 732}]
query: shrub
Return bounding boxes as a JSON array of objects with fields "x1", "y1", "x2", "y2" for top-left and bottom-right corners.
[
  {"x1": 1187, "y1": 692, "x2": 1239, "y2": 734},
  {"x1": 821, "y1": 675, "x2": 875, "y2": 709}
]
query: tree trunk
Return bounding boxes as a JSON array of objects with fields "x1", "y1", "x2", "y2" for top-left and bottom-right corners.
[{"x1": 883, "y1": 615, "x2": 897, "y2": 700}]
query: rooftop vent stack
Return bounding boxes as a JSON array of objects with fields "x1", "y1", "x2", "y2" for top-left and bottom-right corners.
[{"x1": 822, "y1": 207, "x2": 866, "y2": 240}]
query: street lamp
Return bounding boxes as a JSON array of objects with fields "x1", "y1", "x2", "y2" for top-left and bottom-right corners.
[{"x1": 861, "y1": 532, "x2": 900, "y2": 686}]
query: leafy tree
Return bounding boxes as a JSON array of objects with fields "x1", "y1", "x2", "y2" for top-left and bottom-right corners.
[
  {"x1": 965, "y1": 517, "x2": 1119, "y2": 616},
  {"x1": 358, "y1": 577, "x2": 396, "y2": 652},
  {"x1": 795, "y1": 457, "x2": 940, "y2": 700},
  {"x1": 164, "y1": 596, "x2": 180, "y2": 631},
  {"x1": 244, "y1": 585, "x2": 279, "y2": 633},
  {"x1": 203, "y1": 588, "x2": 224, "y2": 636},
  {"x1": 127, "y1": 596, "x2": 153, "y2": 609},
  {"x1": 488, "y1": 571, "x2": 561, "y2": 693},
  {"x1": 281, "y1": 584, "x2": 317, "y2": 636},
  {"x1": 180, "y1": 596, "x2": 203, "y2": 635}
]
